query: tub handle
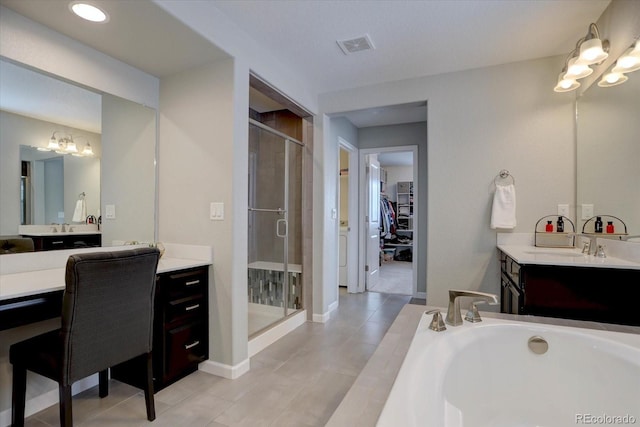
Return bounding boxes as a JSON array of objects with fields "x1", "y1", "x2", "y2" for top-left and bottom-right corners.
[{"x1": 425, "y1": 309, "x2": 446, "y2": 332}]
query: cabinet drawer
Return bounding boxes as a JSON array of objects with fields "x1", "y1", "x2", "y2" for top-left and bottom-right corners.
[
  {"x1": 166, "y1": 294, "x2": 205, "y2": 324},
  {"x1": 164, "y1": 268, "x2": 207, "y2": 299},
  {"x1": 165, "y1": 321, "x2": 207, "y2": 380}
]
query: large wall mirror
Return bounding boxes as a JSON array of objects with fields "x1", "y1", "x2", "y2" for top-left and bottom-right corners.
[
  {"x1": 576, "y1": 39, "x2": 640, "y2": 237},
  {"x1": 0, "y1": 58, "x2": 157, "y2": 246}
]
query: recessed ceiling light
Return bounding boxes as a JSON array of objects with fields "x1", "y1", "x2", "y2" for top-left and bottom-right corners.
[{"x1": 69, "y1": 2, "x2": 109, "y2": 23}]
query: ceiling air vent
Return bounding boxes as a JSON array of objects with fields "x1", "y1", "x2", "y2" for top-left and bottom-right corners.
[{"x1": 337, "y1": 34, "x2": 375, "y2": 55}]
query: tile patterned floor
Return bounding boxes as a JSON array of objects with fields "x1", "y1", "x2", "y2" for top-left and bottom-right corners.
[
  {"x1": 23, "y1": 289, "x2": 411, "y2": 426},
  {"x1": 369, "y1": 260, "x2": 413, "y2": 295}
]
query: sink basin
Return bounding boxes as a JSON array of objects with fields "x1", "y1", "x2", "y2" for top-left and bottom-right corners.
[{"x1": 524, "y1": 251, "x2": 586, "y2": 258}]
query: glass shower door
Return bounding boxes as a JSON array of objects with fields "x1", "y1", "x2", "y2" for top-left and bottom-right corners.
[{"x1": 248, "y1": 122, "x2": 298, "y2": 336}]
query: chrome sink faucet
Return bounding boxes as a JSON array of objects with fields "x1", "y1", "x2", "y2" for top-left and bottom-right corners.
[{"x1": 445, "y1": 290, "x2": 498, "y2": 326}]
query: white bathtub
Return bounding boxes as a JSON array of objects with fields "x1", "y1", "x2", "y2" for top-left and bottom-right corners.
[{"x1": 377, "y1": 313, "x2": 640, "y2": 427}]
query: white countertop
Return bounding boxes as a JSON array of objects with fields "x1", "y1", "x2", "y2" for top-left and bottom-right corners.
[
  {"x1": 497, "y1": 244, "x2": 640, "y2": 270},
  {"x1": 21, "y1": 231, "x2": 102, "y2": 237},
  {"x1": 0, "y1": 256, "x2": 210, "y2": 301}
]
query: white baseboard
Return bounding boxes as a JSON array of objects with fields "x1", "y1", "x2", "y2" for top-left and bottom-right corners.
[
  {"x1": 312, "y1": 300, "x2": 339, "y2": 323},
  {"x1": 0, "y1": 375, "x2": 98, "y2": 427},
  {"x1": 199, "y1": 358, "x2": 250, "y2": 380},
  {"x1": 248, "y1": 310, "x2": 306, "y2": 357}
]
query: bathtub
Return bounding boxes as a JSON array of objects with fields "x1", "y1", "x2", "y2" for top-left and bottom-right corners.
[{"x1": 377, "y1": 313, "x2": 640, "y2": 427}]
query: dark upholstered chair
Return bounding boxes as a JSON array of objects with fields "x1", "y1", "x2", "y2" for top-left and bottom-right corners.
[
  {"x1": 0, "y1": 237, "x2": 34, "y2": 254},
  {"x1": 10, "y1": 247, "x2": 160, "y2": 427}
]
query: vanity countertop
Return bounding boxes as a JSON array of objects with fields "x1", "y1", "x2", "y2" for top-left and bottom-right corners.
[
  {"x1": 497, "y1": 244, "x2": 640, "y2": 270},
  {"x1": 21, "y1": 231, "x2": 102, "y2": 237},
  {"x1": 0, "y1": 256, "x2": 210, "y2": 301}
]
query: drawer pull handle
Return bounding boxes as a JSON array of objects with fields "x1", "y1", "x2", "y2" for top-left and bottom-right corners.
[
  {"x1": 52, "y1": 241, "x2": 64, "y2": 244},
  {"x1": 185, "y1": 280, "x2": 200, "y2": 286},
  {"x1": 185, "y1": 304, "x2": 200, "y2": 311},
  {"x1": 184, "y1": 340, "x2": 200, "y2": 350}
]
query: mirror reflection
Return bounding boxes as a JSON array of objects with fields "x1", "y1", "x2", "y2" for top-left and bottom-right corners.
[
  {"x1": 0, "y1": 58, "x2": 157, "y2": 249},
  {"x1": 577, "y1": 40, "x2": 640, "y2": 237},
  {"x1": 19, "y1": 144, "x2": 101, "y2": 226}
]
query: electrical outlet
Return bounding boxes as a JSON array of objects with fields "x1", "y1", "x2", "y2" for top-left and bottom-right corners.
[
  {"x1": 557, "y1": 204, "x2": 569, "y2": 217},
  {"x1": 581, "y1": 204, "x2": 594, "y2": 220}
]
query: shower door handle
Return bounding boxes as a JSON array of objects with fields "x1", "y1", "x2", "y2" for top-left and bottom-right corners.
[{"x1": 276, "y1": 219, "x2": 288, "y2": 238}]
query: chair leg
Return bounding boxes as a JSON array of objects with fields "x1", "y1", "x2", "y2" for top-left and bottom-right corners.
[
  {"x1": 59, "y1": 384, "x2": 73, "y2": 427},
  {"x1": 99, "y1": 369, "x2": 109, "y2": 398},
  {"x1": 144, "y1": 352, "x2": 156, "y2": 421},
  {"x1": 11, "y1": 364, "x2": 27, "y2": 427}
]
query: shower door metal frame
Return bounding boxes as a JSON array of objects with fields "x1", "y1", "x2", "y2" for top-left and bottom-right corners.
[{"x1": 248, "y1": 119, "x2": 304, "y2": 317}]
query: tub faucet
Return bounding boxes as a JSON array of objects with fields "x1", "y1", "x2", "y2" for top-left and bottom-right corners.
[{"x1": 446, "y1": 290, "x2": 498, "y2": 326}]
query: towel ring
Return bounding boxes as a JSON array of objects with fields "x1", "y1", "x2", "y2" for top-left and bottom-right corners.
[{"x1": 495, "y1": 170, "x2": 515, "y2": 185}]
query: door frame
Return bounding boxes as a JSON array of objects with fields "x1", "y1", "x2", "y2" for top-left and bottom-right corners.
[
  {"x1": 358, "y1": 145, "x2": 419, "y2": 295},
  {"x1": 337, "y1": 137, "x2": 359, "y2": 293}
]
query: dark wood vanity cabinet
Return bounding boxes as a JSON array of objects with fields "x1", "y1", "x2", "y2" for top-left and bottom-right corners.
[
  {"x1": 500, "y1": 251, "x2": 640, "y2": 326},
  {"x1": 24, "y1": 233, "x2": 101, "y2": 251},
  {"x1": 112, "y1": 265, "x2": 209, "y2": 391}
]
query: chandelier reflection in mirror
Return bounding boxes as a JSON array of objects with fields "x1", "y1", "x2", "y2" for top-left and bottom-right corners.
[
  {"x1": 38, "y1": 131, "x2": 94, "y2": 157},
  {"x1": 554, "y1": 23, "x2": 609, "y2": 93}
]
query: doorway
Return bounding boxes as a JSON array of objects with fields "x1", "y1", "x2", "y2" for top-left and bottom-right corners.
[{"x1": 360, "y1": 146, "x2": 418, "y2": 296}]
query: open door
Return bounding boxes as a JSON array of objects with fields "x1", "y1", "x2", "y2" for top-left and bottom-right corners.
[{"x1": 366, "y1": 154, "x2": 381, "y2": 290}]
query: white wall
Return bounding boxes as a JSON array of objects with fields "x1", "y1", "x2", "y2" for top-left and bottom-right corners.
[
  {"x1": 159, "y1": 58, "x2": 249, "y2": 369},
  {"x1": 384, "y1": 166, "x2": 413, "y2": 202},
  {"x1": 320, "y1": 56, "x2": 576, "y2": 307}
]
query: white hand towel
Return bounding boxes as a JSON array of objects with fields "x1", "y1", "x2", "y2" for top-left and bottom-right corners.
[
  {"x1": 490, "y1": 184, "x2": 516, "y2": 229},
  {"x1": 72, "y1": 199, "x2": 87, "y2": 222}
]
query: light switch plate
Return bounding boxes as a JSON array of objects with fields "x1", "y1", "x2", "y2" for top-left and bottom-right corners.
[
  {"x1": 557, "y1": 204, "x2": 569, "y2": 217},
  {"x1": 105, "y1": 204, "x2": 116, "y2": 219},
  {"x1": 581, "y1": 204, "x2": 594, "y2": 220},
  {"x1": 210, "y1": 202, "x2": 224, "y2": 221}
]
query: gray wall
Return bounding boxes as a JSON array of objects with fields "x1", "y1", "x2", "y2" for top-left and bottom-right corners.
[{"x1": 320, "y1": 56, "x2": 575, "y2": 307}]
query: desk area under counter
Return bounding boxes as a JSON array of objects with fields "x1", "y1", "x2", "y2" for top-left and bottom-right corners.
[
  {"x1": 497, "y1": 233, "x2": 640, "y2": 326},
  {"x1": 0, "y1": 243, "x2": 212, "y2": 394}
]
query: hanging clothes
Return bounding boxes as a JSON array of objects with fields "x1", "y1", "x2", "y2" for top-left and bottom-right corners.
[{"x1": 379, "y1": 195, "x2": 396, "y2": 238}]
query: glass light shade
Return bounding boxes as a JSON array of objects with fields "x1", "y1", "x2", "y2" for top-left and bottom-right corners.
[
  {"x1": 47, "y1": 137, "x2": 59, "y2": 150},
  {"x1": 70, "y1": 3, "x2": 108, "y2": 23},
  {"x1": 598, "y1": 72, "x2": 628, "y2": 87},
  {"x1": 578, "y1": 38, "x2": 608, "y2": 65},
  {"x1": 612, "y1": 50, "x2": 640, "y2": 73},
  {"x1": 564, "y1": 57, "x2": 593, "y2": 79},
  {"x1": 82, "y1": 143, "x2": 94, "y2": 156},
  {"x1": 554, "y1": 72, "x2": 580, "y2": 92},
  {"x1": 65, "y1": 140, "x2": 78, "y2": 153}
]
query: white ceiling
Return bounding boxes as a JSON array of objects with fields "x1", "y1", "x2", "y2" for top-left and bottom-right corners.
[{"x1": 0, "y1": 0, "x2": 611, "y2": 129}]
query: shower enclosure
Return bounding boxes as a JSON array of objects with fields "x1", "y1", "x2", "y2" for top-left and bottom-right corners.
[{"x1": 248, "y1": 119, "x2": 303, "y2": 337}]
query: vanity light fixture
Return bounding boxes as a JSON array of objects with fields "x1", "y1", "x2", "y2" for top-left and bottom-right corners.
[
  {"x1": 69, "y1": 2, "x2": 109, "y2": 23},
  {"x1": 554, "y1": 70, "x2": 580, "y2": 93},
  {"x1": 611, "y1": 43, "x2": 640, "y2": 74},
  {"x1": 576, "y1": 24, "x2": 609, "y2": 65},
  {"x1": 598, "y1": 41, "x2": 639, "y2": 88},
  {"x1": 554, "y1": 23, "x2": 608, "y2": 93},
  {"x1": 597, "y1": 70, "x2": 628, "y2": 87},
  {"x1": 45, "y1": 131, "x2": 94, "y2": 156}
]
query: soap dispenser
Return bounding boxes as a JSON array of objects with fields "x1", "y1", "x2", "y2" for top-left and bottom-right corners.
[
  {"x1": 545, "y1": 221, "x2": 553, "y2": 232},
  {"x1": 556, "y1": 216, "x2": 564, "y2": 233}
]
